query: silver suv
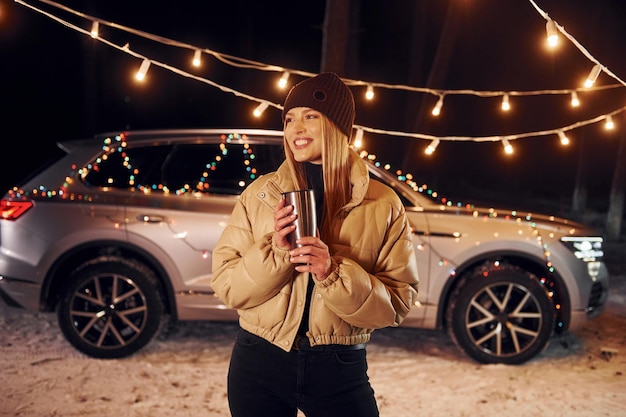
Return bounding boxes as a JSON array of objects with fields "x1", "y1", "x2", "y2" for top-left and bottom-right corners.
[{"x1": 0, "y1": 129, "x2": 609, "y2": 364}]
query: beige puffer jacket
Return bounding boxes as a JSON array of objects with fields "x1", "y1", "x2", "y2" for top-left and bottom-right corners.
[{"x1": 211, "y1": 149, "x2": 419, "y2": 352}]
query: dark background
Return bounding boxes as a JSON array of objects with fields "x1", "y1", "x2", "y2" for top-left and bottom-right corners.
[{"x1": 1, "y1": 0, "x2": 625, "y2": 217}]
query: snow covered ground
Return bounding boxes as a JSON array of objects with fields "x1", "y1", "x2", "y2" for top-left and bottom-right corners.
[{"x1": 1, "y1": 244, "x2": 625, "y2": 417}]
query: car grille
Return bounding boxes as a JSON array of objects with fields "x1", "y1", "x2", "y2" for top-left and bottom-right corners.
[{"x1": 587, "y1": 281, "x2": 605, "y2": 311}]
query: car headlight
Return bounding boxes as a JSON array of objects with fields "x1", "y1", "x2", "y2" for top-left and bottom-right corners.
[
  {"x1": 560, "y1": 236, "x2": 604, "y2": 261},
  {"x1": 560, "y1": 236, "x2": 604, "y2": 279}
]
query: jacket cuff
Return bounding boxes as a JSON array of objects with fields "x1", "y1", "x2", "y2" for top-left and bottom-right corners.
[{"x1": 316, "y1": 258, "x2": 340, "y2": 287}]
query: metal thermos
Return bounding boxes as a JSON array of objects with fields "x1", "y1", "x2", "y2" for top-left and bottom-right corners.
[{"x1": 281, "y1": 189, "x2": 317, "y2": 249}]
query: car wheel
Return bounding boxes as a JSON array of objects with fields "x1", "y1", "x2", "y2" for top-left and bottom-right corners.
[
  {"x1": 57, "y1": 257, "x2": 164, "y2": 359},
  {"x1": 447, "y1": 263, "x2": 555, "y2": 365}
]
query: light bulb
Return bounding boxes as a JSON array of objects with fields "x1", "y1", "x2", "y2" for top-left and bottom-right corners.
[
  {"x1": 431, "y1": 96, "x2": 444, "y2": 116},
  {"x1": 501, "y1": 138, "x2": 513, "y2": 154},
  {"x1": 278, "y1": 72, "x2": 290, "y2": 89},
  {"x1": 253, "y1": 102, "x2": 269, "y2": 118},
  {"x1": 135, "y1": 59, "x2": 151, "y2": 81},
  {"x1": 90, "y1": 21, "x2": 99, "y2": 38},
  {"x1": 365, "y1": 85, "x2": 374, "y2": 101},
  {"x1": 546, "y1": 19, "x2": 558, "y2": 47},
  {"x1": 605, "y1": 115, "x2": 615, "y2": 130},
  {"x1": 353, "y1": 128, "x2": 364, "y2": 148},
  {"x1": 584, "y1": 64, "x2": 601, "y2": 88},
  {"x1": 425, "y1": 139, "x2": 440, "y2": 155},
  {"x1": 570, "y1": 91, "x2": 580, "y2": 107},
  {"x1": 501, "y1": 94, "x2": 511, "y2": 111},
  {"x1": 558, "y1": 131, "x2": 570, "y2": 145},
  {"x1": 192, "y1": 50, "x2": 202, "y2": 67}
]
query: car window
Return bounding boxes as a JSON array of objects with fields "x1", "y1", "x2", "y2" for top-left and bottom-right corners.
[{"x1": 83, "y1": 142, "x2": 284, "y2": 195}]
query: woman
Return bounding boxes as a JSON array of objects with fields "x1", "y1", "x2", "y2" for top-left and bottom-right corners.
[{"x1": 211, "y1": 72, "x2": 419, "y2": 417}]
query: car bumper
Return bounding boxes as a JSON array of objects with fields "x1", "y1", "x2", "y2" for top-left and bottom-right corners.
[
  {"x1": 0, "y1": 275, "x2": 42, "y2": 310},
  {"x1": 568, "y1": 261, "x2": 610, "y2": 332}
]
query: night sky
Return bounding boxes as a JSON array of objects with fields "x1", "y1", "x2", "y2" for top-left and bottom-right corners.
[{"x1": 2, "y1": 0, "x2": 625, "y2": 214}]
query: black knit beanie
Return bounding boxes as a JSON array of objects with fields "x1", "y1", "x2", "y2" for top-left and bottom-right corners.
[{"x1": 282, "y1": 72, "x2": 355, "y2": 138}]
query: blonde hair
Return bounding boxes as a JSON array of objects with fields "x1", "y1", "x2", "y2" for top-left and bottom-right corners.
[{"x1": 284, "y1": 116, "x2": 351, "y2": 242}]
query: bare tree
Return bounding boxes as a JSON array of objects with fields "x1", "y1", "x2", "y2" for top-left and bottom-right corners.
[
  {"x1": 605, "y1": 130, "x2": 626, "y2": 241},
  {"x1": 402, "y1": 1, "x2": 460, "y2": 170},
  {"x1": 320, "y1": 0, "x2": 352, "y2": 74},
  {"x1": 571, "y1": 133, "x2": 588, "y2": 216}
]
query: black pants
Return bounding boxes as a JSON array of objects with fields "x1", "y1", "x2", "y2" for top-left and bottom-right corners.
[{"x1": 227, "y1": 329, "x2": 379, "y2": 417}]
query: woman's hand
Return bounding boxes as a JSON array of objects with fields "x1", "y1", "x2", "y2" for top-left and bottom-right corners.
[
  {"x1": 289, "y1": 236, "x2": 331, "y2": 281},
  {"x1": 274, "y1": 197, "x2": 296, "y2": 251}
]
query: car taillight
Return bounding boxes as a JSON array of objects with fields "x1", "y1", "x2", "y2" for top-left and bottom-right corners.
[{"x1": 1, "y1": 199, "x2": 34, "y2": 220}]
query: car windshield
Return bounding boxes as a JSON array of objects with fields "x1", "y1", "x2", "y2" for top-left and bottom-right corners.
[{"x1": 365, "y1": 159, "x2": 445, "y2": 210}]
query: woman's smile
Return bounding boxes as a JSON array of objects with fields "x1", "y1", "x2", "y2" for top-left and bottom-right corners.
[{"x1": 284, "y1": 107, "x2": 323, "y2": 163}]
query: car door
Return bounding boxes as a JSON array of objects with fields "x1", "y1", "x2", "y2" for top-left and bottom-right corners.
[{"x1": 121, "y1": 141, "x2": 284, "y2": 294}]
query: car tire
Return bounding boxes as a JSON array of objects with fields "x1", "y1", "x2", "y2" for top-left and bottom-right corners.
[
  {"x1": 56, "y1": 256, "x2": 164, "y2": 359},
  {"x1": 447, "y1": 263, "x2": 555, "y2": 365}
]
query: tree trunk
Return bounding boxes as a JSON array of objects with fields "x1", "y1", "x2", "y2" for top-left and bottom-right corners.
[
  {"x1": 404, "y1": 2, "x2": 428, "y2": 132},
  {"x1": 402, "y1": 1, "x2": 460, "y2": 170},
  {"x1": 571, "y1": 132, "x2": 588, "y2": 217},
  {"x1": 320, "y1": 0, "x2": 353, "y2": 74},
  {"x1": 605, "y1": 130, "x2": 626, "y2": 241}
]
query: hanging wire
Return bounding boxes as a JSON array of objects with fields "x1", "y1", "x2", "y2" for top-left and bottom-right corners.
[{"x1": 13, "y1": 0, "x2": 626, "y2": 145}]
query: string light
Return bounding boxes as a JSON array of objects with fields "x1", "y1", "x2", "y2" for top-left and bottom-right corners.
[
  {"x1": 584, "y1": 64, "x2": 602, "y2": 88},
  {"x1": 605, "y1": 115, "x2": 615, "y2": 130},
  {"x1": 570, "y1": 91, "x2": 580, "y2": 107},
  {"x1": 353, "y1": 128, "x2": 364, "y2": 148},
  {"x1": 192, "y1": 49, "x2": 202, "y2": 67},
  {"x1": 13, "y1": 0, "x2": 626, "y2": 153},
  {"x1": 365, "y1": 84, "x2": 374, "y2": 101},
  {"x1": 425, "y1": 139, "x2": 440, "y2": 155},
  {"x1": 135, "y1": 59, "x2": 150, "y2": 81},
  {"x1": 253, "y1": 101, "x2": 269, "y2": 118},
  {"x1": 501, "y1": 94, "x2": 511, "y2": 111},
  {"x1": 501, "y1": 138, "x2": 513, "y2": 154},
  {"x1": 278, "y1": 71, "x2": 290, "y2": 89},
  {"x1": 431, "y1": 95, "x2": 444, "y2": 116},
  {"x1": 545, "y1": 19, "x2": 558, "y2": 47},
  {"x1": 558, "y1": 130, "x2": 570, "y2": 145},
  {"x1": 21, "y1": 0, "x2": 624, "y2": 99},
  {"x1": 90, "y1": 21, "x2": 99, "y2": 38}
]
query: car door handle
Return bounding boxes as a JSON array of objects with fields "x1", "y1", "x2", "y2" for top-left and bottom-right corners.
[{"x1": 137, "y1": 214, "x2": 167, "y2": 223}]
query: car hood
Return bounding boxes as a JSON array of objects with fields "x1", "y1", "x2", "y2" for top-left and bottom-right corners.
[{"x1": 415, "y1": 202, "x2": 599, "y2": 238}]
